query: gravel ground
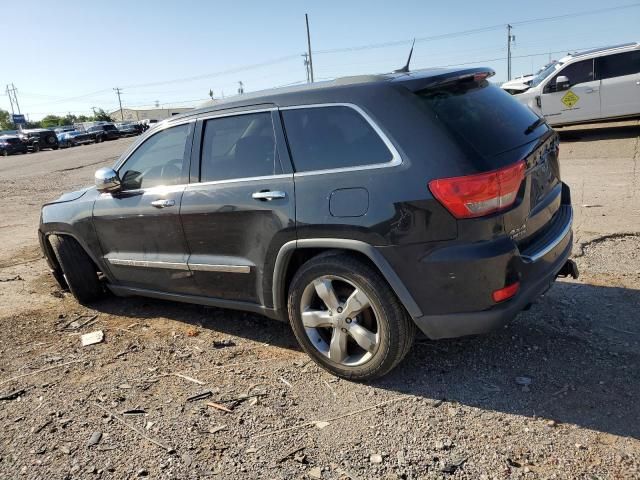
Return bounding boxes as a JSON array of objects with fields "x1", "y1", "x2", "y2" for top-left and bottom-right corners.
[{"x1": 0, "y1": 123, "x2": 638, "y2": 479}]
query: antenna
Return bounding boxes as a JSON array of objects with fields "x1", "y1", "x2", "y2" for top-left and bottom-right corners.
[{"x1": 394, "y1": 39, "x2": 415, "y2": 73}]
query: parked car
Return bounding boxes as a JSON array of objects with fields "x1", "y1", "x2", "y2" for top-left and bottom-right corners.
[
  {"x1": 19, "y1": 128, "x2": 59, "y2": 152},
  {"x1": 86, "y1": 124, "x2": 121, "y2": 142},
  {"x1": 0, "y1": 135, "x2": 28, "y2": 156},
  {"x1": 39, "y1": 67, "x2": 577, "y2": 380},
  {"x1": 501, "y1": 61, "x2": 558, "y2": 95},
  {"x1": 512, "y1": 42, "x2": 640, "y2": 126},
  {"x1": 57, "y1": 130, "x2": 95, "y2": 148},
  {"x1": 116, "y1": 122, "x2": 143, "y2": 137}
]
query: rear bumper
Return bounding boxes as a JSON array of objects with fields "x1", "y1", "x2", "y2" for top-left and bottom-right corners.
[
  {"x1": 413, "y1": 229, "x2": 574, "y2": 339},
  {"x1": 379, "y1": 201, "x2": 575, "y2": 339}
]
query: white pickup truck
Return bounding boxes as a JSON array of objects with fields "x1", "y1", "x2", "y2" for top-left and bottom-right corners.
[{"x1": 509, "y1": 42, "x2": 640, "y2": 126}]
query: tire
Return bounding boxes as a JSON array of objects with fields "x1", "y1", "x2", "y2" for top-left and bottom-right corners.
[
  {"x1": 32, "y1": 143, "x2": 40, "y2": 153},
  {"x1": 287, "y1": 254, "x2": 415, "y2": 381},
  {"x1": 2, "y1": 150, "x2": 7, "y2": 157},
  {"x1": 48, "y1": 235, "x2": 103, "y2": 304}
]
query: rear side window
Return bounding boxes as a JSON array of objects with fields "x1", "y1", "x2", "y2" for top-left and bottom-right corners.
[
  {"x1": 282, "y1": 106, "x2": 392, "y2": 172},
  {"x1": 200, "y1": 112, "x2": 276, "y2": 182},
  {"x1": 544, "y1": 59, "x2": 594, "y2": 93},
  {"x1": 597, "y1": 51, "x2": 640, "y2": 79},
  {"x1": 417, "y1": 80, "x2": 545, "y2": 158}
]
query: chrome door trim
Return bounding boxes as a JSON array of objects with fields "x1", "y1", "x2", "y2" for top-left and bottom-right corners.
[
  {"x1": 107, "y1": 258, "x2": 251, "y2": 274},
  {"x1": 189, "y1": 263, "x2": 250, "y2": 274},
  {"x1": 107, "y1": 258, "x2": 189, "y2": 270},
  {"x1": 185, "y1": 173, "x2": 293, "y2": 189},
  {"x1": 279, "y1": 102, "x2": 403, "y2": 176}
]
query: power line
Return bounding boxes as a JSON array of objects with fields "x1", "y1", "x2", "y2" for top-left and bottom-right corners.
[{"x1": 314, "y1": 2, "x2": 640, "y2": 55}]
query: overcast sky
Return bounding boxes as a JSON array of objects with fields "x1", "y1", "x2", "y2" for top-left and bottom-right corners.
[{"x1": 2, "y1": 0, "x2": 639, "y2": 120}]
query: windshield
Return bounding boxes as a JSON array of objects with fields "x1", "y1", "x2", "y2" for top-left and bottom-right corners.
[{"x1": 530, "y1": 61, "x2": 562, "y2": 87}]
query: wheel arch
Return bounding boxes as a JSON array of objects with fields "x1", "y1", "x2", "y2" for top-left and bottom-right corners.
[{"x1": 272, "y1": 239, "x2": 423, "y2": 320}]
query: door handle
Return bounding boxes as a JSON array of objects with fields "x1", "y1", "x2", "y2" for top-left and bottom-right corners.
[
  {"x1": 585, "y1": 88, "x2": 599, "y2": 93},
  {"x1": 252, "y1": 190, "x2": 286, "y2": 201},
  {"x1": 150, "y1": 199, "x2": 175, "y2": 208}
]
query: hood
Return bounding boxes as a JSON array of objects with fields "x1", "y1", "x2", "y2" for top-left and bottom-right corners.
[{"x1": 44, "y1": 186, "x2": 93, "y2": 206}]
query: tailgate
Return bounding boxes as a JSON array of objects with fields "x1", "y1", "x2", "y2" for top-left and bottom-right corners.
[{"x1": 501, "y1": 132, "x2": 563, "y2": 248}]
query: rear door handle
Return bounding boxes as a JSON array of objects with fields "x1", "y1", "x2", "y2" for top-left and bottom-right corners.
[
  {"x1": 150, "y1": 199, "x2": 175, "y2": 208},
  {"x1": 585, "y1": 88, "x2": 599, "y2": 93},
  {"x1": 252, "y1": 190, "x2": 286, "y2": 201}
]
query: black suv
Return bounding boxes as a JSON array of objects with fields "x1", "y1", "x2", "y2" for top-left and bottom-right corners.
[
  {"x1": 39, "y1": 68, "x2": 577, "y2": 380},
  {"x1": 19, "y1": 128, "x2": 59, "y2": 152},
  {"x1": 86, "y1": 124, "x2": 121, "y2": 142},
  {"x1": 0, "y1": 135, "x2": 28, "y2": 156}
]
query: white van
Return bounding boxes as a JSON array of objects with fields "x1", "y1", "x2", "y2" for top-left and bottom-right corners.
[{"x1": 513, "y1": 42, "x2": 640, "y2": 126}]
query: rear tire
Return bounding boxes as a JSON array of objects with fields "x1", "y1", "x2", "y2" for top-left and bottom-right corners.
[
  {"x1": 287, "y1": 254, "x2": 415, "y2": 381},
  {"x1": 48, "y1": 235, "x2": 103, "y2": 304}
]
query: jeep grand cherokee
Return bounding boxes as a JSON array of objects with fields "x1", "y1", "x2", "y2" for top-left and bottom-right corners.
[{"x1": 39, "y1": 67, "x2": 578, "y2": 380}]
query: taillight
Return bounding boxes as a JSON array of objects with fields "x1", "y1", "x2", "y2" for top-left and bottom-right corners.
[{"x1": 428, "y1": 161, "x2": 526, "y2": 219}]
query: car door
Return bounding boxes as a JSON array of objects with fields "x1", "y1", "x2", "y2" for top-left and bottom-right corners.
[
  {"x1": 540, "y1": 59, "x2": 600, "y2": 125},
  {"x1": 179, "y1": 108, "x2": 295, "y2": 306},
  {"x1": 596, "y1": 50, "x2": 640, "y2": 119},
  {"x1": 93, "y1": 120, "x2": 200, "y2": 295}
]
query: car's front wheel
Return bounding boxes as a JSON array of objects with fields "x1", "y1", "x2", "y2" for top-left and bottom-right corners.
[
  {"x1": 288, "y1": 254, "x2": 415, "y2": 381},
  {"x1": 48, "y1": 235, "x2": 103, "y2": 304}
]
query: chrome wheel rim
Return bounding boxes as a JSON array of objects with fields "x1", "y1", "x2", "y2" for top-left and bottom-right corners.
[{"x1": 300, "y1": 275, "x2": 380, "y2": 367}]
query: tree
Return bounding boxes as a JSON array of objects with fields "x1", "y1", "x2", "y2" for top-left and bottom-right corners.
[
  {"x1": 40, "y1": 115, "x2": 63, "y2": 128},
  {"x1": 93, "y1": 108, "x2": 112, "y2": 122},
  {"x1": 0, "y1": 109, "x2": 12, "y2": 130}
]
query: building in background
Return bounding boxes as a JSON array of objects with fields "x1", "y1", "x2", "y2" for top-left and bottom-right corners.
[{"x1": 109, "y1": 107, "x2": 193, "y2": 122}]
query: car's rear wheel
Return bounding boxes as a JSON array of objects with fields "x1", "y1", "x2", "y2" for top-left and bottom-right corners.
[
  {"x1": 288, "y1": 254, "x2": 415, "y2": 380},
  {"x1": 32, "y1": 143, "x2": 40, "y2": 153},
  {"x1": 48, "y1": 235, "x2": 103, "y2": 304},
  {"x1": 2, "y1": 150, "x2": 8, "y2": 157}
]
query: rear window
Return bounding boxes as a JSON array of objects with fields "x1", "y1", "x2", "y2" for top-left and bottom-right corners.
[
  {"x1": 597, "y1": 51, "x2": 640, "y2": 79},
  {"x1": 282, "y1": 105, "x2": 392, "y2": 172},
  {"x1": 103, "y1": 124, "x2": 117, "y2": 131},
  {"x1": 417, "y1": 80, "x2": 546, "y2": 158}
]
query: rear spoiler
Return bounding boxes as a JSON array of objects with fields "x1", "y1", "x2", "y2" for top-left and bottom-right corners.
[{"x1": 390, "y1": 67, "x2": 495, "y2": 92}]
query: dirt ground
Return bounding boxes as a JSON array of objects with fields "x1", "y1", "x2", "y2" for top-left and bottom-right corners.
[{"x1": 0, "y1": 121, "x2": 638, "y2": 479}]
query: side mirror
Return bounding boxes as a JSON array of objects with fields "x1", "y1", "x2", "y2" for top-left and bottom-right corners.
[
  {"x1": 95, "y1": 167, "x2": 121, "y2": 193},
  {"x1": 555, "y1": 75, "x2": 570, "y2": 91}
]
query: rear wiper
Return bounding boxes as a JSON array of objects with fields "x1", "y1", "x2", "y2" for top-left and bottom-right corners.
[{"x1": 524, "y1": 117, "x2": 545, "y2": 135}]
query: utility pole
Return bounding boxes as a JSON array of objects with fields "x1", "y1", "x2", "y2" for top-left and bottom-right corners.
[
  {"x1": 5, "y1": 84, "x2": 21, "y2": 115},
  {"x1": 302, "y1": 53, "x2": 310, "y2": 83},
  {"x1": 237, "y1": 81, "x2": 244, "y2": 95},
  {"x1": 305, "y1": 14, "x2": 314, "y2": 83},
  {"x1": 5, "y1": 85, "x2": 15, "y2": 115},
  {"x1": 506, "y1": 24, "x2": 515, "y2": 81},
  {"x1": 113, "y1": 87, "x2": 124, "y2": 121}
]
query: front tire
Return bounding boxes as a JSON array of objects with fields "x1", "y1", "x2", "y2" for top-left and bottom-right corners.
[
  {"x1": 48, "y1": 235, "x2": 103, "y2": 304},
  {"x1": 288, "y1": 254, "x2": 415, "y2": 381}
]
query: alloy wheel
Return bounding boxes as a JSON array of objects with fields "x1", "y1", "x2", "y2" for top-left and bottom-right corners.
[{"x1": 300, "y1": 275, "x2": 380, "y2": 367}]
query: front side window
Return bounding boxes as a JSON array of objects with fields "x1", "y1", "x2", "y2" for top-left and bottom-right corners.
[
  {"x1": 118, "y1": 123, "x2": 192, "y2": 190},
  {"x1": 282, "y1": 105, "x2": 392, "y2": 172},
  {"x1": 544, "y1": 59, "x2": 594, "y2": 93},
  {"x1": 200, "y1": 112, "x2": 276, "y2": 182},
  {"x1": 597, "y1": 51, "x2": 640, "y2": 79}
]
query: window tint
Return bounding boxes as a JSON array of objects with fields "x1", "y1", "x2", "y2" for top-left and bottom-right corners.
[
  {"x1": 200, "y1": 112, "x2": 276, "y2": 182},
  {"x1": 544, "y1": 59, "x2": 594, "y2": 93},
  {"x1": 118, "y1": 123, "x2": 191, "y2": 190},
  {"x1": 282, "y1": 106, "x2": 392, "y2": 172},
  {"x1": 597, "y1": 51, "x2": 640, "y2": 79}
]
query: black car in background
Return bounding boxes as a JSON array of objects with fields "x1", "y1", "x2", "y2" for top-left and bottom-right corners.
[
  {"x1": 86, "y1": 124, "x2": 121, "y2": 142},
  {"x1": 116, "y1": 123, "x2": 143, "y2": 137},
  {"x1": 19, "y1": 128, "x2": 59, "y2": 152},
  {"x1": 0, "y1": 135, "x2": 28, "y2": 156},
  {"x1": 39, "y1": 67, "x2": 578, "y2": 380},
  {"x1": 58, "y1": 130, "x2": 95, "y2": 148}
]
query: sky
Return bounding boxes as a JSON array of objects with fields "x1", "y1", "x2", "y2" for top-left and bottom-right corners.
[{"x1": 1, "y1": 0, "x2": 639, "y2": 120}]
